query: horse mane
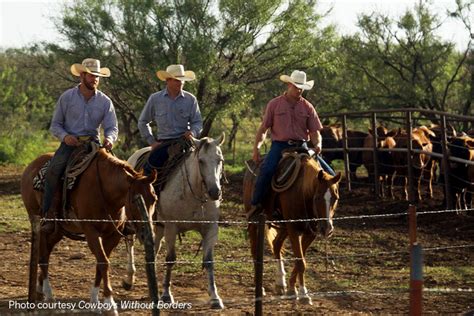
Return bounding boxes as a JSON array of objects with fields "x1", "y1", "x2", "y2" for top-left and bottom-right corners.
[
  {"x1": 302, "y1": 158, "x2": 322, "y2": 197},
  {"x1": 96, "y1": 149, "x2": 140, "y2": 177}
]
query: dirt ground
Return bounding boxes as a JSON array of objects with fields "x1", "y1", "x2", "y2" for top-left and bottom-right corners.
[{"x1": 0, "y1": 165, "x2": 473, "y2": 315}]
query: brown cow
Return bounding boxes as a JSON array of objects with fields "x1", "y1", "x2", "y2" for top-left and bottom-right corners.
[
  {"x1": 391, "y1": 126, "x2": 436, "y2": 201},
  {"x1": 448, "y1": 135, "x2": 474, "y2": 209},
  {"x1": 362, "y1": 126, "x2": 398, "y2": 198},
  {"x1": 320, "y1": 124, "x2": 368, "y2": 181}
]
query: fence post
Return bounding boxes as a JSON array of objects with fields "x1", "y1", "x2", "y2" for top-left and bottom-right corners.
[
  {"x1": 440, "y1": 115, "x2": 453, "y2": 209},
  {"x1": 28, "y1": 215, "x2": 41, "y2": 303},
  {"x1": 371, "y1": 113, "x2": 380, "y2": 198},
  {"x1": 255, "y1": 213, "x2": 266, "y2": 316},
  {"x1": 405, "y1": 111, "x2": 415, "y2": 204},
  {"x1": 342, "y1": 114, "x2": 352, "y2": 191},
  {"x1": 409, "y1": 205, "x2": 423, "y2": 316},
  {"x1": 134, "y1": 194, "x2": 160, "y2": 316}
]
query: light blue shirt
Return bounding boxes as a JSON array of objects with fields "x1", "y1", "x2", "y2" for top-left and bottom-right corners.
[
  {"x1": 138, "y1": 88, "x2": 203, "y2": 145},
  {"x1": 49, "y1": 86, "x2": 118, "y2": 143}
]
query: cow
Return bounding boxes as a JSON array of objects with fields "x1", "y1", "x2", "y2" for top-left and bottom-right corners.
[
  {"x1": 391, "y1": 126, "x2": 436, "y2": 201},
  {"x1": 362, "y1": 126, "x2": 398, "y2": 198},
  {"x1": 320, "y1": 124, "x2": 368, "y2": 182},
  {"x1": 447, "y1": 135, "x2": 474, "y2": 209}
]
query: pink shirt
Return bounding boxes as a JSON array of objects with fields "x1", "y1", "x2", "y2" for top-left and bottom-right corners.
[{"x1": 262, "y1": 95, "x2": 322, "y2": 142}]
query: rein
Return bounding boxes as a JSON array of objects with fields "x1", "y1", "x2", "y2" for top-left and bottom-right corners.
[{"x1": 183, "y1": 149, "x2": 209, "y2": 204}]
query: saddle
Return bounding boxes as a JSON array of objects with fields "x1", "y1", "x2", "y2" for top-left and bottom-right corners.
[
  {"x1": 246, "y1": 147, "x2": 315, "y2": 193},
  {"x1": 33, "y1": 142, "x2": 100, "y2": 223},
  {"x1": 138, "y1": 139, "x2": 193, "y2": 192}
]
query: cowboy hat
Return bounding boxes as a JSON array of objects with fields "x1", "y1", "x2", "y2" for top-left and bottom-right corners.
[
  {"x1": 280, "y1": 70, "x2": 314, "y2": 90},
  {"x1": 70, "y1": 58, "x2": 111, "y2": 77},
  {"x1": 157, "y1": 64, "x2": 196, "y2": 81}
]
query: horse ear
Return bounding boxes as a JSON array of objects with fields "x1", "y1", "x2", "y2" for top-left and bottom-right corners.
[
  {"x1": 147, "y1": 169, "x2": 157, "y2": 184},
  {"x1": 317, "y1": 170, "x2": 325, "y2": 181},
  {"x1": 190, "y1": 136, "x2": 200, "y2": 148},
  {"x1": 331, "y1": 172, "x2": 342, "y2": 185},
  {"x1": 216, "y1": 132, "x2": 225, "y2": 146}
]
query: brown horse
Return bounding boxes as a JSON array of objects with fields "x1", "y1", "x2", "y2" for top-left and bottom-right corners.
[
  {"x1": 243, "y1": 155, "x2": 341, "y2": 305},
  {"x1": 21, "y1": 148, "x2": 157, "y2": 313}
]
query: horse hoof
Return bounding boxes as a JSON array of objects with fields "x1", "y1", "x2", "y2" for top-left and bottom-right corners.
[
  {"x1": 275, "y1": 284, "x2": 286, "y2": 296},
  {"x1": 210, "y1": 298, "x2": 224, "y2": 309},
  {"x1": 160, "y1": 294, "x2": 174, "y2": 304},
  {"x1": 285, "y1": 288, "x2": 297, "y2": 300},
  {"x1": 122, "y1": 280, "x2": 133, "y2": 291},
  {"x1": 299, "y1": 295, "x2": 313, "y2": 305}
]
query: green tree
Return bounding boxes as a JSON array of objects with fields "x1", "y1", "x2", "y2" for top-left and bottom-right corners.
[
  {"x1": 335, "y1": 0, "x2": 472, "y2": 117},
  {"x1": 39, "y1": 0, "x2": 336, "y2": 150},
  {"x1": 0, "y1": 50, "x2": 57, "y2": 164}
]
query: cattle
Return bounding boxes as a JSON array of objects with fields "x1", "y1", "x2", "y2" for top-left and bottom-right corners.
[
  {"x1": 391, "y1": 126, "x2": 436, "y2": 201},
  {"x1": 447, "y1": 135, "x2": 474, "y2": 209},
  {"x1": 320, "y1": 124, "x2": 368, "y2": 181},
  {"x1": 362, "y1": 126, "x2": 398, "y2": 198}
]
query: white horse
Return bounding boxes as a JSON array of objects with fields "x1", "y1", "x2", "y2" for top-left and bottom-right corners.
[{"x1": 124, "y1": 134, "x2": 225, "y2": 309}]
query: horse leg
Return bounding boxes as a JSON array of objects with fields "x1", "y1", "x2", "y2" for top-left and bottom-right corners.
[
  {"x1": 85, "y1": 229, "x2": 119, "y2": 315},
  {"x1": 38, "y1": 226, "x2": 63, "y2": 302},
  {"x1": 285, "y1": 228, "x2": 303, "y2": 301},
  {"x1": 271, "y1": 228, "x2": 288, "y2": 295},
  {"x1": 161, "y1": 225, "x2": 177, "y2": 303},
  {"x1": 122, "y1": 234, "x2": 136, "y2": 290},
  {"x1": 297, "y1": 231, "x2": 317, "y2": 305},
  {"x1": 201, "y1": 223, "x2": 224, "y2": 309}
]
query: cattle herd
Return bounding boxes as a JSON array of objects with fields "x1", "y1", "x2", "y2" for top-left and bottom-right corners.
[{"x1": 320, "y1": 118, "x2": 474, "y2": 210}]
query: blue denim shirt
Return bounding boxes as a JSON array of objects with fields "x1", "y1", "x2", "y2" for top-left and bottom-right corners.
[
  {"x1": 49, "y1": 85, "x2": 118, "y2": 143},
  {"x1": 138, "y1": 88, "x2": 203, "y2": 145}
]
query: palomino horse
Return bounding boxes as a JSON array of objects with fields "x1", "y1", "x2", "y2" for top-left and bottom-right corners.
[
  {"x1": 126, "y1": 135, "x2": 225, "y2": 309},
  {"x1": 243, "y1": 154, "x2": 341, "y2": 305},
  {"x1": 21, "y1": 148, "x2": 157, "y2": 314}
]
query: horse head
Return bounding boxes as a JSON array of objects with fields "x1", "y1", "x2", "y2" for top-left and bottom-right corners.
[
  {"x1": 313, "y1": 169, "x2": 341, "y2": 238},
  {"x1": 191, "y1": 133, "x2": 225, "y2": 201},
  {"x1": 126, "y1": 169, "x2": 158, "y2": 242}
]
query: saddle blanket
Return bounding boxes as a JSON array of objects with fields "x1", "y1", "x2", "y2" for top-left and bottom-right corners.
[{"x1": 32, "y1": 160, "x2": 76, "y2": 191}]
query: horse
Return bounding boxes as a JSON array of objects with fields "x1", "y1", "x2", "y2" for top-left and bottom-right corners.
[
  {"x1": 125, "y1": 134, "x2": 225, "y2": 309},
  {"x1": 243, "y1": 154, "x2": 341, "y2": 305},
  {"x1": 21, "y1": 148, "x2": 157, "y2": 314}
]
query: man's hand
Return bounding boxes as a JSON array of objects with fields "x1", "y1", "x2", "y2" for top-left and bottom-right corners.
[
  {"x1": 64, "y1": 135, "x2": 79, "y2": 146},
  {"x1": 183, "y1": 131, "x2": 194, "y2": 140},
  {"x1": 314, "y1": 145, "x2": 322, "y2": 155},
  {"x1": 150, "y1": 141, "x2": 162, "y2": 150},
  {"x1": 103, "y1": 139, "x2": 113, "y2": 151},
  {"x1": 252, "y1": 147, "x2": 261, "y2": 163}
]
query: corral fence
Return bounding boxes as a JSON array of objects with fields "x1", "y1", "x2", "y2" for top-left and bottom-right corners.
[{"x1": 319, "y1": 108, "x2": 474, "y2": 208}]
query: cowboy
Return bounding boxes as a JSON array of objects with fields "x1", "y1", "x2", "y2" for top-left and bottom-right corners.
[
  {"x1": 248, "y1": 70, "x2": 335, "y2": 220},
  {"x1": 42, "y1": 58, "x2": 118, "y2": 216},
  {"x1": 138, "y1": 64, "x2": 203, "y2": 177}
]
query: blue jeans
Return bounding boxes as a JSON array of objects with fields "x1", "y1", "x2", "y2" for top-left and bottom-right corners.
[
  {"x1": 143, "y1": 142, "x2": 173, "y2": 176},
  {"x1": 42, "y1": 142, "x2": 76, "y2": 215},
  {"x1": 251, "y1": 141, "x2": 335, "y2": 206}
]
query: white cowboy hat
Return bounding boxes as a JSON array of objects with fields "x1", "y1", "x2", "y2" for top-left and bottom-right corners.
[
  {"x1": 70, "y1": 58, "x2": 110, "y2": 77},
  {"x1": 157, "y1": 64, "x2": 196, "y2": 81},
  {"x1": 280, "y1": 70, "x2": 314, "y2": 90}
]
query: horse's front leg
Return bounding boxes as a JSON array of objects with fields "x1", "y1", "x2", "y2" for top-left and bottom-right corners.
[
  {"x1": 286, "y1": 226, "x2": 308, "y2": 304},
  {"x1": 161, "y1": 225, "x2": 177, "y2": 303},
  {"x1": 122, "y1": 234, "x2": 136, "y2": 290},
  {"x1": 84, "y1": 228, "x2": 119, "y2": 315},
  {"x1": 201, "y1": 222, "x2": 224, "y2": 309}
]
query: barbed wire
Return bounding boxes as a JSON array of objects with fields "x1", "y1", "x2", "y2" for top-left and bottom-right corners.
[{"x1": 1, "y1": 207, "x2": 472, "y2": 225}]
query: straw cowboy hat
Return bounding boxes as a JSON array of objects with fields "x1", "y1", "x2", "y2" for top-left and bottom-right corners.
[
  {"x1": 157, "y1": 64, "x2": 196, "y2": 81},
  {"x1": 70, "y1": 58, "x2": 111, "y2": 77},
  {"x1": 280, "y1": 70, "x2": 314, "y2": 90}
]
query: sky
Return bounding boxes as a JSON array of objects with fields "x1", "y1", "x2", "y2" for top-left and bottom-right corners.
[{"x1": 0, "y1": 0, "x2": 471, "y2": 50}]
